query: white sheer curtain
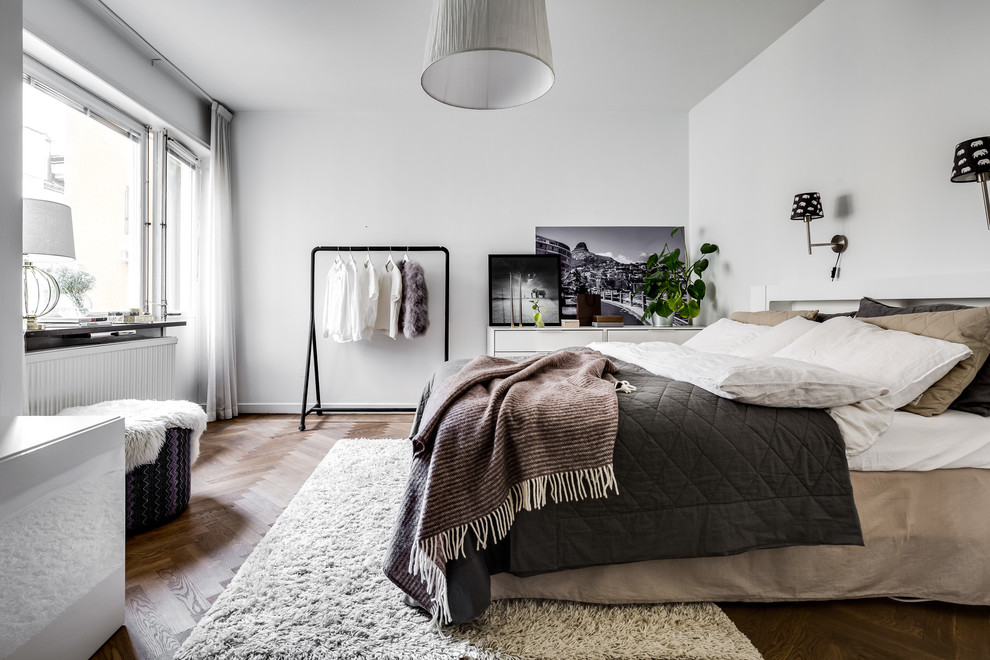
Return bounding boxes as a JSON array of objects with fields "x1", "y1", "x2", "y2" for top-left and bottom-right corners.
[{"x1": 202, "y1": 101, "x2": 237, "y2": 421}]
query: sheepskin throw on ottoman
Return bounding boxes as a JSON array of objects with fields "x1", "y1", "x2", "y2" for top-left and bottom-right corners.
[{"x1": 60, "y1": 399, "x2": 208, "y2": 534}]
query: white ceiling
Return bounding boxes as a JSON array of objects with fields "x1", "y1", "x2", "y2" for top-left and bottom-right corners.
[{"x1": 99, "y1": 0, "x2": 824, "y2": 113}]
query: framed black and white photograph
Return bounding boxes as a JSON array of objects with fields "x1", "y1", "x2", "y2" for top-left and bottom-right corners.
[
  {"x1": 535, "y1": 226, "x2": 685, "y2": 325},
  {"x1": 488, "y1": 254, "x2": 562, "y2": 326}
]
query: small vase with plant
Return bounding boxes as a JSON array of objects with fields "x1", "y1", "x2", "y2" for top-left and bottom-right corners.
[
  {"x1": 638, "y1": 228, "x2": 718, "y2": 325},
  {"x1": 51, "y1": 264, "x2": 96, "y2": 316},
  {"x1": 529, "y1": 299, "x2": 547, "y2": 327}
]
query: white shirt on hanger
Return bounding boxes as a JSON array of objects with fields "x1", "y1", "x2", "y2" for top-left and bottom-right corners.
[
  {"x1": 353, "y1": 253, "x2": 379, "y2": 341},
  {"x1": 323, "y1": 256, "x2": 352, "y2": 342},
  {"x1": 374, "y1": 256, "x2": 403, "y2": 339},
  {"x1": 323, "y1": 253, "x2": 378, "y2": 343}
]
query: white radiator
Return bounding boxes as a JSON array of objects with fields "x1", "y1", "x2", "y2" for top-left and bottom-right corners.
[{"x1": 25, "y1": 338, "x2": 177, "y2": 415}]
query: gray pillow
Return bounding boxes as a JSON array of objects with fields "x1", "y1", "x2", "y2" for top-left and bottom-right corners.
[
  {"x1": 815, "y1": 310, "x2": 856, "y2": 322},
  {"x1": 856, "y1": 297, "x2": 990, "y2": 416},
  {"x1": 857, "y1": 296, "x2": 971, "y2": 317}
]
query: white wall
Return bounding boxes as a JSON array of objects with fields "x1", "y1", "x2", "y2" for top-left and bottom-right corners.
[
  {"x1": 234, "y1": 110, "x2": 688, "y2": 410},
  {"x1": 689, "y1": 0, "x2": 990, "y2": 320},
  {"x1": 23, "y1": 0, "x2": 210, "y2": 144},
  {"x1": 0, "y1": 2, "x2": 23, "y2": 416}
]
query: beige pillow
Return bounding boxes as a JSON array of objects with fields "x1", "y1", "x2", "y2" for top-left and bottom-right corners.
[
  {"x1": 728, "y1": 309, "x2": 819, "y2": 326},
  {"x1": 858, "y1": 306, "x2": 990, "y2": 416}
]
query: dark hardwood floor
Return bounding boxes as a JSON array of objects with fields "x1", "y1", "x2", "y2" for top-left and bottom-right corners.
[{"x1": 92, "y1": 413, "x2": 990, "y2": 660}]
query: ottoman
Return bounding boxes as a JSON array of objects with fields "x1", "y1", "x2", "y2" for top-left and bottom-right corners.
[{"x1": 59, "y1": 399, "x2": 208, "y2": 535}]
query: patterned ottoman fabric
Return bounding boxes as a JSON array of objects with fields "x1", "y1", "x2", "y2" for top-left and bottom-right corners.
[{"x1": 126, "y1": 427, "x2": 193, "y2": 535}]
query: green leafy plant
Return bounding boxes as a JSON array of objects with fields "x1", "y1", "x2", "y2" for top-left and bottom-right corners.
[
  {"x1": 51, "y1": 264, "x2": 96, "y2": 314},
  {"x1": 529, "y1": 299, "x2": 546, "y2": 326},
  {"x1": 638, "y1": 228, "x2": 718, "y2": 322}
]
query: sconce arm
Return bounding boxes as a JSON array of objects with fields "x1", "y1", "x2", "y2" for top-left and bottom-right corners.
[
  {"x1": 802, "y1": 217, "x2": 848, "y2": 254},
  {"x1": 810, "y1": 236, "x2": 848, "y2": 253},
  {"x1": 979, "y1": 172, "x2": 990, "y2": 231}
]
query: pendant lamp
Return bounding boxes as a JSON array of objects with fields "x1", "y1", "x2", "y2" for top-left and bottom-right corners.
[{"x1": 421, "y1": 0, "x2": 554, "y2": 110}]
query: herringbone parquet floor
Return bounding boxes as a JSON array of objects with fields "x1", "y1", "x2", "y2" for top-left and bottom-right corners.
[
  {"x1": 92, "y1": 413, "x2": 990, "y2": 660},
  {"x1": 91, "y1": 413, "x2": 413, "y2": 660}
]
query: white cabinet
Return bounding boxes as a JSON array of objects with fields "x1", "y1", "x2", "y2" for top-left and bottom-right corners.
[
  {"x1": 603, "y1": 327, "x2": 700, "y2": 344},
  {"x1": 487, "y1": 325, "x2": 702, "y2": 356},
  {"x1": 0, "y1": 415, "x2": 125, "y2": 660}
]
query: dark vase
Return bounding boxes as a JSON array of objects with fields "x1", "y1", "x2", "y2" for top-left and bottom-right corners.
[{"x1": 576, "y1": 294, "x2": 602, "y2": 326}]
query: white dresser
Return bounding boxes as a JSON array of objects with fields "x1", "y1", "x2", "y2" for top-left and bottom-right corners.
[
  {"x1": 487, "y1": 325, "x2": 702, "y2": 357},
  {"x1": 0, "y1": 415, "x2": 125, "y2": 660}
]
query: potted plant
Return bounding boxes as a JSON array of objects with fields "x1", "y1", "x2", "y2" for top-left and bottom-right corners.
[
  {"x1": 638, "y1": 228, "x2": 718, "y2": 325},
  {"x1": 52, "y1": 264, "x2": 96, "y2": 316}
]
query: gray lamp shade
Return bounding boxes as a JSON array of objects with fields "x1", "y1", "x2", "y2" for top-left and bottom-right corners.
[
  {"x1": 950, "y1": 137, "x2": 990, "y2": 182},
  {"x1": 23, "y1": 198, "x2": 75, "y2": 261},
  {"x1": 421, "y1": 0, "x2": 554, "y2": 110},
  {"x1": 790, "y1": 192, "x2": 823, "y2": 221}
]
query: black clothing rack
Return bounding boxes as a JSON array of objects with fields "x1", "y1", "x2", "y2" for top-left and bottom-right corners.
[{"x1": 299, "y1": 245, "x2": 450, "y2": 431}]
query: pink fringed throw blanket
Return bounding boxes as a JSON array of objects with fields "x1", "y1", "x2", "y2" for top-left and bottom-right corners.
[{"x1": 384, "y1": 350, "x2": 625, "y2": 624}]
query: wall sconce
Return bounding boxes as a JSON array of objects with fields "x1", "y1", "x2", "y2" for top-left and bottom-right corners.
[
  {"x1": 949, "y1": 136, "x2": 990, "y2": 231},
  {"x1": 790, "y1": 192, "x2": 848, "y2": 254}
]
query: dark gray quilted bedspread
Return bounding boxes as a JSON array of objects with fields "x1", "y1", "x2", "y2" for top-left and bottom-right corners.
[
  {"x1": 405, "y1": 352, "x2": 863, "y2": 622},
  {"x1": 509, "y1": 356, "x2": 863, "y2": 572}
]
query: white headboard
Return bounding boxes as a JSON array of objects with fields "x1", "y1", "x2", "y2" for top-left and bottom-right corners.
[{"x1": 751, "y1": 273, "x2": 990, "y2": 313}]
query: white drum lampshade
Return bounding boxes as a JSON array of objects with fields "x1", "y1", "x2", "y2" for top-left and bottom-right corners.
[
  {"x1": 23, "y1": 199, "x2": 75, "y2": 262},
  {"x1": 421, "y1": 0, "x2": 554, "y2": 110}
]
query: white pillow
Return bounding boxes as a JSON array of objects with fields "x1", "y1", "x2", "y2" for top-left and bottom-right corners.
[
  {"x1": 682, "y1": 318, "x2": 770, "y2": 354},
  {"x1": 729, "y1": 316, "x2": 819, "y2": 357},
  {"x1": 590, "y1": 341, "x2": 888, "y2": 409},
  {"x1": 773, "y1": 316, "x2": 973, "y2": 410}
]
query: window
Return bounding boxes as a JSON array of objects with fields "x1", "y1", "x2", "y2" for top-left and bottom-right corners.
[
  {"x1": 165, "y1": 139, "x2": 198, "y2": 315},
  {"x1": 22, "y1": 59, "x2": 199, "y2": 320},
  {"x1": 22, "y1": 78, "x2": 142, "y2": 315}
]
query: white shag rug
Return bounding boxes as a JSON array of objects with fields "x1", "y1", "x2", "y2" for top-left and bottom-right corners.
[{"x1": 177, "y1": 438, "x2": 764, "y2": 660}]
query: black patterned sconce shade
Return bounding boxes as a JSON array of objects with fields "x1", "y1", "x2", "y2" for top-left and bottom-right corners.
[
  {"x1": 790, "y1": 192, "x2": 824, "y2": 221},
  {"x1": 790, "y1": 191, "x2": 847, "y2": 255},
  {"x1": 950, "y1": 136, "x2": 990, "y2": 231}
]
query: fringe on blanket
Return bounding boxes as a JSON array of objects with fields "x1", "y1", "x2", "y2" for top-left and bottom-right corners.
[{"x1": 408, "y1": 463, "x2": 619, "y2": 625}]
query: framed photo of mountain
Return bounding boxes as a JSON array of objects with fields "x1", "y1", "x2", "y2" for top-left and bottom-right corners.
[
  {"x1": 535, "y1": 226, "x2": 686, "y2": 325},
  {"x1": 488, "y1": 254, "x2": 562, "y2": 326}
]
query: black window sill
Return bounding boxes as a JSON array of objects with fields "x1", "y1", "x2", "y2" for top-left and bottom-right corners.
[{"x1": 24, "y1": 321, "x2": 187, "y2": 352}]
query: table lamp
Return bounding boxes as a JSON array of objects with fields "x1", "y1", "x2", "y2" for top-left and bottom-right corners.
[{"x1": 23, "y1": 199, "x2": 75, "y2": 330}]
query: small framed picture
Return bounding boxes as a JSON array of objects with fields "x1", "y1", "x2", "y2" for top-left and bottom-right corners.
[{"x1": 488, "y1": 254, "x2": 562, "y2": 326}]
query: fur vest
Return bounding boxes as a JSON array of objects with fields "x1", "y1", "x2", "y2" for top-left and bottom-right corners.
[{"x1": 400, "y1": 260, "x2": 429, "y2": 338}]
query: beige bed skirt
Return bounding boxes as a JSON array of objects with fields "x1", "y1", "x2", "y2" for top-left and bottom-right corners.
[{"x1": 491, "y1": 469, "x2": 990, "y2": 606}]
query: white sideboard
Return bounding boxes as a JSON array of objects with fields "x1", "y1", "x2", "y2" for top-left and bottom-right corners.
[
  {"x1": 0, "y1": 415, "x2": 125, "y2": 660},
  {"x1": 487, "y1": 325, "x2": 703, "y2": 357}
]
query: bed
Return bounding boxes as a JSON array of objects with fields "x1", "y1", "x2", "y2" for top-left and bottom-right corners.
[{"x1": 385, "y1": 277, "x2": 990, "y2": 624}]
